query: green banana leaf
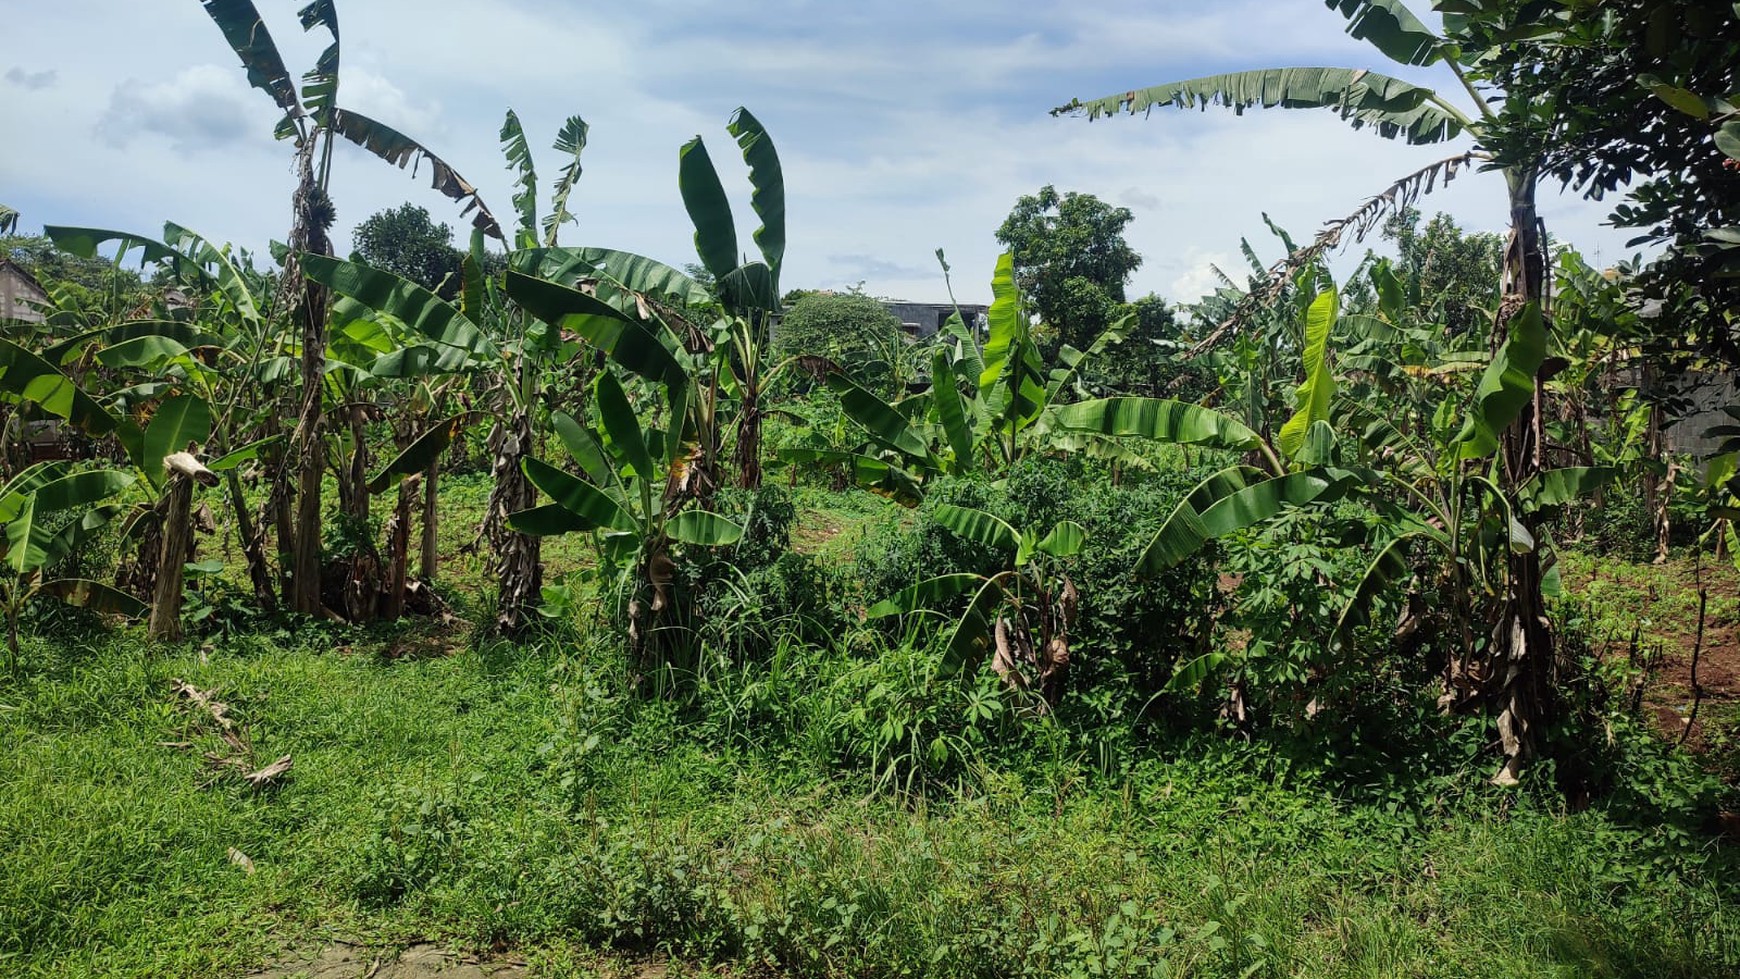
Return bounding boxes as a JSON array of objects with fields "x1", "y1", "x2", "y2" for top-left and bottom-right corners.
[
  {"x1": 40, "y1": 577, "x2": 147, "y2": 618},
  {"x1": 930, "y1": 347, "x2": 975, "y2": 470},
  {"x1": 867, "y1": 573, "x2": 985, "y2": 619},
  {"x1": 932, "y1": 504, "x2": 1019, "y2": 552},
  {"x1": 1057, "y1": 67, "x2": 1465, "y2": 146},
  {"x1": 941, "y1": 575, "x2": 1008, "y2": 678},
  {"x1": 303, "y1": 254, "x2": 498, "y2": 365},
  {"x1": 677, "y1": 135, "x2": 739, "y2": 283},
  {"x1": 1278, "y1": 289, "x2": 1338, "y2": 462},
  {"x1": 544, "y1": 115, "x2": 590, "y2": 247},
  {"x1": 1326, "y1": 0, "x2": 1448, "y2": 66},
  {"x1": 551, "y1": 411, "x2": 616, "y2": 488},
  {"x1": 369, "y1": 412, "x2": 478, "y2": 494},
  {"x1": 505, "y1": 272, "x2": 688, "y2": 393},
  {"x1": 521, "y1": 458, "x2": 634, "y2": 533},
  {"x1": 0, "y1": 338, "x2": 120, "y2": 436},
  {"x1": 1051, "y1": 397, "x2": 1262, "y2": 452},
  {"x1": 594, "y1": 371, "x2": 655, "y2": 481},
  {"x1": 827, "y1": 373, "x2": 930, "y2": 460},
  {"x1": 725, "y1": 107, "x2": 785, "y2": 276},
  {"x1": 1331, "y1": 532, "x2": 1422, "y2": 646},
  {"x1": 1456, "y1": 303, "x2": 1545, "y2": 460},
  {"x1": 666, "y1": 510, "x2": 744, "y2": 547},
  {"x1": 143, "y1": 394, "x2": 212, "y2": 489}
]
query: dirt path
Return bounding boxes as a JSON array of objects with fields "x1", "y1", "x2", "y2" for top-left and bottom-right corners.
[{"x1": 248, "y1": 942, "x2": 527, "y2": 979}]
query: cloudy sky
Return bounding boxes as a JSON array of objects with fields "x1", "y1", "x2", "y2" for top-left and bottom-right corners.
[{"x1": 2, "y1": 0, "x2": 1641, "y2": 305}]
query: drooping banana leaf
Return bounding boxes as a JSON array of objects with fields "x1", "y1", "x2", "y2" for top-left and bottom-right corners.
[
  {"x1": 207, "y1": 435, "x2": 283, "y2": 473},
  {"x1": 1324, "y1": 0, "x2": 1448, "y2": 66},
  {"x1": 1278, "y1": 288, "x2": 1338, "y2": 462},
  {"x1": 162, "y1": 223, "x2": 263, "y2": 323},
  {"x1": 932, "y1": 504, "x2": 1019, "y2": 553},
  {"x1": 1521, "y1": 466, "x2": 1617, "y2": 510},
  {"x1": 1056, "y1": 67, "x2": 1466, "y2": 146},
  {"x1": 1051, "y1": 397, "x2": 1263, "y2": 453},
  {"x1": 296, "y1": 0, "x2": 340, "y2": 128},
  {"x1": 1144, "y1": 469, "x2": 1351, "y2": 570},
  {"x1": 666, "y1": 510, "x2": 744, "y2": 547},
  {"x1": 867, "y1": 574, "x2": 985, "y2": 619},
  {"x1": 827, "y1": 373, "x2": 930, "y2": 461},
  {"x1": 47, "y1": 321, "x2": 225, "y2": 368},
  {"x1": 0, "y1": 338, "x2": 119, "y2": 436},
  {"x1": 1033, "y1": 520, "x2": 1087, "y2": 560},
  {"x1": 1162, "y1": 651, "x2": 1230, "y2": 695},
  {"x1": 331, "y1": 109, "x2": 502, "y2": 240},
  {"x1": 512, "y1": 247, "x2": 714, "y2": 310},
  {"x1": 594, "y1": 370, "x2": 655, "y2": 482},
  {"x1": 521, "y1": 457, "x2": 634, "y2": 533},
  {"x1": 1331, "y1": 532, "x2": 1423, "y2": 647},
  {"x1": 677, "y1": 135, "x2": 739, "y2": 284},
  {"x1": 551, "y1": 411, "x2": 615, "y2": 488},
  {"x1": 301, "y1": 254, "x2": 498, "y2": 364},
  {"x1": 41, "y1": 577, "x2": 146, "y2": 618},
  {"x1": 0, "y1": 462, "x2": 68, "y2": 523},
  {"x1": 44, "y1": 226, "x2": 187, "y2": 269},
  {"x1": 930, "y1": 347, "x2": 975, "y2": 470},
  {"x1": 506, "y1": 503, "x2": 595, "y2": 537},
  {"x1": 368, "y1": 412, "x2": 478, "y2": 494},
  {"x1": 543, "y1": 115, "x2": 590, "y2": 247},
  {"x1": 773, "y1": 448, "x2": 922, "y2": 506},
  {"x1": 725, "y1": 107, "x2": 785, "y2": 278},
  {"x1": 198, "y1": 0, "x2": 302, "y2": 116},
  {"x1": 941, "y1": 574, "x2": 1008, "y2": 677},
  {"x1": 505, "y1": 272, "x2": 687, "y2": 393}
]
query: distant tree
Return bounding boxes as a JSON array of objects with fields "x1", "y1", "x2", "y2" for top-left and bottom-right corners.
[
  {"x1": 1089, "y1": 293, "x2": 1214, "y2": 400},
  {"x1": 350, "y1": 204, "x2": 464, "y2": 296},
  {"x1": 1381, "y1": 207, "x2": 1502, "y2": 337},
  {"x1": 995, "y1": 185, "x2": 1142, "y2": 356},
  {"x1": 774, "y1": 292, "x2": 905, "y2": 393}
]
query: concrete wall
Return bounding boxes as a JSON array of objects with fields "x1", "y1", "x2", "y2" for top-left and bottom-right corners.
[
  {"x1": 0, "y1": 263, "x2": 48, "y2": 324},
  {"x1": 880, "y1": 301, "x2": 987, "y2": 341}
]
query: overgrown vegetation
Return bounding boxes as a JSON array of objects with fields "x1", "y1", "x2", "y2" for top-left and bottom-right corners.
[{"x1": 3, "y1": 0, "x2": 1738, "y2": 975}]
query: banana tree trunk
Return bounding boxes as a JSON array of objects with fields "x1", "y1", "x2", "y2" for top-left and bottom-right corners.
[
  {"x1": 420, "y1": 458, "x2": 440, "y2": 581},
  {"x1": 1490, "y1": 168, "x2": 1555, "y2": 786},
  {"x1": 382, "y1": 474, "x2": 417, "y2": 621},
  {"x1": 285, "y1": 140, "x2": 331, "y2": 616},
  {"x1": 149, "y1": 453, "x2": 218, "y2": 641},
  {"x1": 487, "y1": 408, "x2": 541, "y2": 635},
  {"x1": 224, "y1": 468, "x2": 276, "y2": 611}
]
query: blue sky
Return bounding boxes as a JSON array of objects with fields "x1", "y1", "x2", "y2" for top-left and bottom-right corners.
[{"x1": 1, "y1": 0, "x2": 1638, "y2": 305}]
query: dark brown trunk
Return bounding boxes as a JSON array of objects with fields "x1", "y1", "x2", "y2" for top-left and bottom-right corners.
[
  {"x1": 734, "y1": 386, "x2": 762, "y2": 490},
  {"x1": 487, "y1": 409, "x2": 541, "y2": 634},
  {"x1": 285, "y1": 139, "x2": 332, "y2": 616},
  {"x1": 1489, "y1": 169, "x2": 1555, "y2": 785},
  {"x1": 225, "y1": 468, "x2": 276, "y2": 610}
]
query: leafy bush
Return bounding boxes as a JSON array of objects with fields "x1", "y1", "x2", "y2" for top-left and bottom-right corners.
[{"x1": 773, "y1": 292, "x2": 907, "y2": 394}]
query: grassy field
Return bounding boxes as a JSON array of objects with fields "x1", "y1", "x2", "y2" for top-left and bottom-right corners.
[{"x1": 1, "y1": 478, "x2": 1736, "y2": 977}]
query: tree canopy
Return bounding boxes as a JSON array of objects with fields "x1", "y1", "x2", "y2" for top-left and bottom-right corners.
[{"x1": 995, "y1": 186, "x2": 1142, "y2": 355}]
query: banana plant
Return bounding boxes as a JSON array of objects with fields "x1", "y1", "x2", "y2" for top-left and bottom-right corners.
[
  {"x1": 1, "y1": 463, "x2": 144, "y2": 668},
  {"x1": 867, "y1": 504, "x2": 1086, "y2": 710},
  {"x1": 1058, "y1": 285, "x2": 1612, "y2": 773},
  {"x1": 509, "y1": 370, "x2": 742, "y2": 691},
  {"x1": 679, "y1": 108, "x2": 786, "y2": 489},
  {"x1": 790, "y1": 252, "x2": 1133, "y2": 497},
  {"x1": 197, "y1": 0, "x2": 503, "y2": 615}
]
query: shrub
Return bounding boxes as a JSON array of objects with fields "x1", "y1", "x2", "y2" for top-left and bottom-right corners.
[{"x1": 774, "y1": 293, "x2": 907, "y2": 394}]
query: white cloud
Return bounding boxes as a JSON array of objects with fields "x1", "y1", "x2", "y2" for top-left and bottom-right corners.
[
  {"x1": 97, "y1": 64, "x2": 260, "y2": 152},
  {"x1": 1, "y1": 0, "x2": 1639, "y2": 309}
]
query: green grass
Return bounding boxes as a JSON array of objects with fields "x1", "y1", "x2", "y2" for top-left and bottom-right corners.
[{"x1": 3, "y1": 618, "x2": 1736, "y2": 978}]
